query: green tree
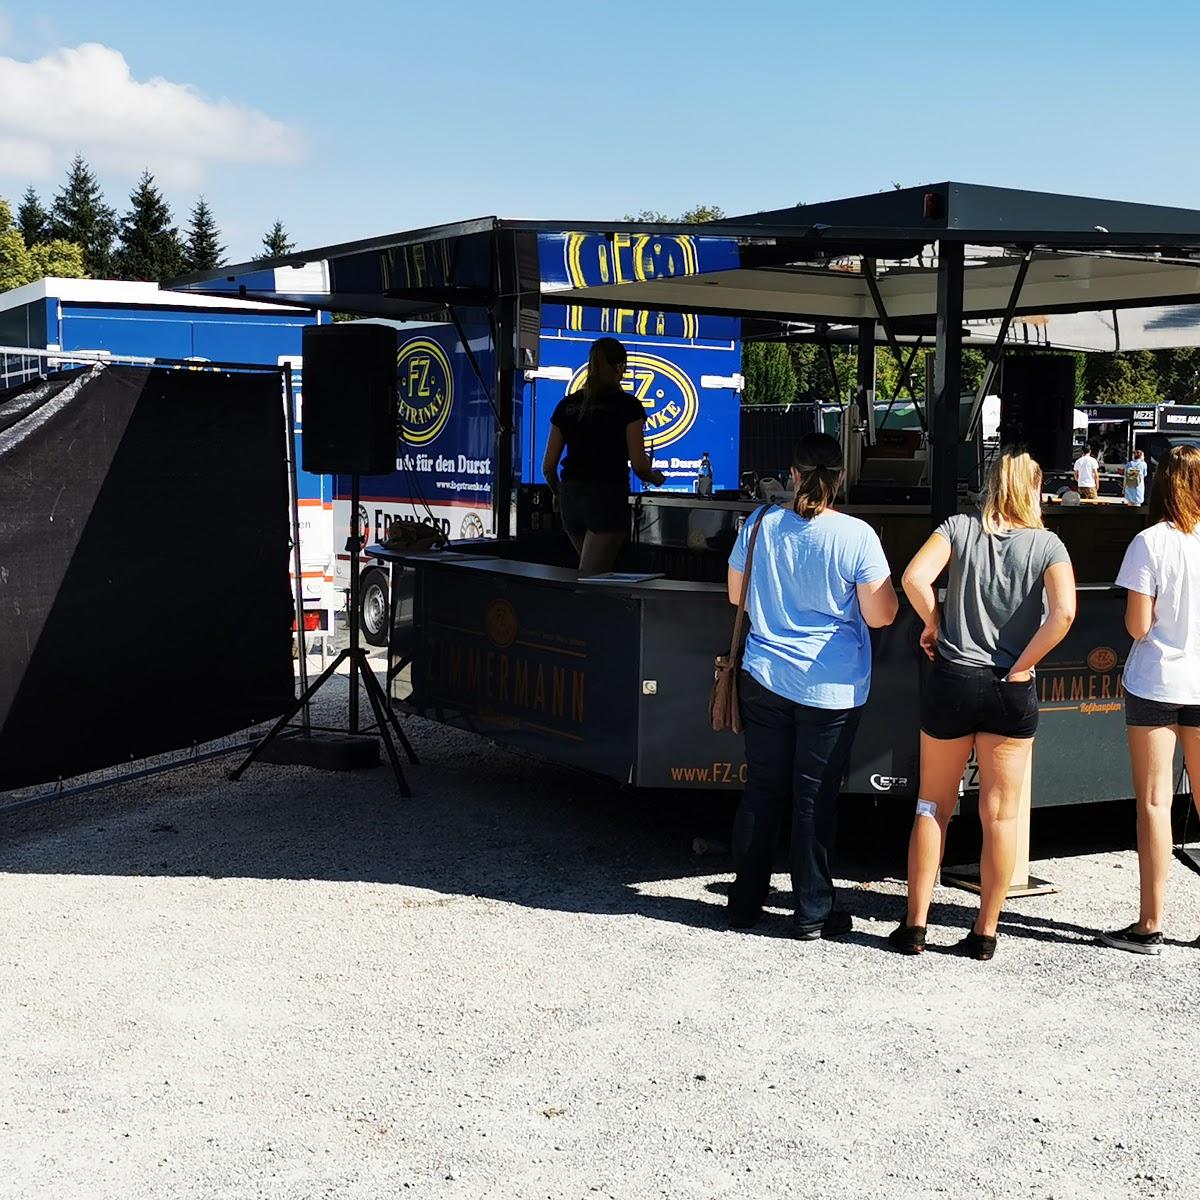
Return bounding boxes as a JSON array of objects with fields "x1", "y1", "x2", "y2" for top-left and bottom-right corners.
[
  {"x1": 678, "y1": 204, "x2": 725, "y2": 223},
  {"x1": 742, "y1": 341, "x2": 798, "y2": 405},
  {"x1": 28, "y1": 239, "x2": 86, "y2": 280},
  {"x1": 51, "y1": 155, "x2": 118, "y2": 276},
  {"x1": 182, "y1": 197, "x2": 226, "y2": 272},
  {"x1": 0, "y1": 199, "x2": 33, "y2": 291},
  {"x1": 260, "y1": 220, "x2": 294, "y2": 259},
  {"x1": 0, "y1": 197, "x2": 86, "y2": 291},
  {"x1": 1149, "y1": 347, "x2": 1200, "y2": 405},
  {"x1": 17, "y1": 186, "x2": 50, "y2": 247},
  {"x1": 113, "y1": 171, "x2": 185, "y2": 282},
  {"x1": 1082, "y1": 351, "x2": 1162, "y2": 407},
  {"x1": 623, "y1": 205, "x2": 726, "y2": 225}
]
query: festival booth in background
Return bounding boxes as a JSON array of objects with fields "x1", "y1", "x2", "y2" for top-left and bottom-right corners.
[{"x1": 170, "y1": 184, "x2": 1200, "y2": 819}]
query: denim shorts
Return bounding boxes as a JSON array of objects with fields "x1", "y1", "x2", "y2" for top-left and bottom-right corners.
[
  {"x1": 1124, "y1": 691, "x2": 1200, "y2": 728},
  {"x1": 559, "y1": 480, "x2": 629, "y2": 536},
  {"x1": 921, "y1": 653, "x2": 1039, "y2": 740}
]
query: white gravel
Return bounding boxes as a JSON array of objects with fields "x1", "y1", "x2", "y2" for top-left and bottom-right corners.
[{"x1": 2, "y1": 668, "x2": 1198, "y2": 1200}]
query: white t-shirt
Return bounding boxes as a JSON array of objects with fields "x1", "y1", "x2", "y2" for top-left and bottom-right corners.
[
  {"x1": 1116, "y1": 522, "x2": 1200, "y2": 704},
  {"x1": 1074, "y1": 454, "x2": 1099, "y2": 489}
]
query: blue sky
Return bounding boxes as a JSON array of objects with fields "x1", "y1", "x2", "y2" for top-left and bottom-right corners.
[{"x1": 2, "y1": 0, "x2": 1200, "y2": 263}]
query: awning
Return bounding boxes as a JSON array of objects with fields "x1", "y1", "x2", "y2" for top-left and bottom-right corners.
[{"x1": 167, "y1": 182, "x2": 1200, "y2": 341}]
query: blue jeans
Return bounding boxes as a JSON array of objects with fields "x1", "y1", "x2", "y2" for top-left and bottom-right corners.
[{"x1": 730, "y1": 671, "x2": 863, "y2": 931}]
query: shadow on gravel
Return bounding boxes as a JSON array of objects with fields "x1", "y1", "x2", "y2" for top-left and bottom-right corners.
[{"x1": 0, "y1": 712, "x2": 1168, "y2": 950}]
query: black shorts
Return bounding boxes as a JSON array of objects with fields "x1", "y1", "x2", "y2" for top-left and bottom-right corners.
[
  {"x1": 921, "y1": 654, "x2": 1039, "y2": 740},
  {"x1": 1124, "y1": 691, "x2": 1200, "y2": 728},
  {"x1": 559, "y1": 480, "x2": 629, "y2": 537}
]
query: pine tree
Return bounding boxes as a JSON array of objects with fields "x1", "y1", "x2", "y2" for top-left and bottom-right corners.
[
  {"x1": 50, "y1": 155, "x2": 118, "y2": 277},
  {"x1": 17, "y1": 186, "x2": 50, "y2": 248},
  {"x1": 182, "y1": 197, "x2": 225, "y2": 272},
  {"x1": 113, "y1": 170, "x2": 184, "y2": 283},
  {"x1": 260, "y1": 220, "x2": 294, "y2": 259}
]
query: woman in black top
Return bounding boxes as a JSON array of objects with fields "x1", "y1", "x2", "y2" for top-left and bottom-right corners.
[{"x1": 542, "y1": 337, "x2": 665, "y2": 575}]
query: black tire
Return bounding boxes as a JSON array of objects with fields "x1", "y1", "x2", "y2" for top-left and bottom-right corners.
[{"x1": 359, "y1": 568, "x2": 390, "y2": 647}]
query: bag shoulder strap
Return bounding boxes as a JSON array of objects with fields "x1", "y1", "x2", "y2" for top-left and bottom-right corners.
[{"x1": 727, "y1": 506, "x2": 769, "y2": 658}]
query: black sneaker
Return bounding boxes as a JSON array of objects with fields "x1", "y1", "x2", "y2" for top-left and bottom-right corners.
[
  {"x1": 887, "y1": 922, "x2": 927, "y2": 955},
  {"x1": 1098, "y1": 924, "x2": 1163, "y2": 956},
  {"x1": 793, "y1": 910, "x2": 852, "y2": 941}
]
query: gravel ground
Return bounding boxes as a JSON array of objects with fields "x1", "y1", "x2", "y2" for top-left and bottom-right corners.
[{"x1": 2, "y1": 666, "x2": 1199, "y2": 1200}]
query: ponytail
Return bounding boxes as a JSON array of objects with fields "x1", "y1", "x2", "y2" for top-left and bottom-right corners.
[{"x1": 791, "y1": 432, "x2": 844, "y2": 518}]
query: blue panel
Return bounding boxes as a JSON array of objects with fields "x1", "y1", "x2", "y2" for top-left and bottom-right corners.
[
  {"x1": 538, "y1": 231, "x2": 741, "y2": 342},
  {"x1": 60, "y1": 309, "x2": 196, "y2": 359},
  {"x1": 526, "y1": 331, "x2": 741, "y2": 493},
  {"x1": 338, "y1": 319, "x2": 498, "y2": 513}
]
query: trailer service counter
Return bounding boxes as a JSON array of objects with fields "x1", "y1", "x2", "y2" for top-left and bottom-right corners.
[
  {"x1": 372, "y1": 495, "x2": 1147, "y2": 806},
  {"x1": 170, "y1": 181, "x2": 1200, "y2": 808}
]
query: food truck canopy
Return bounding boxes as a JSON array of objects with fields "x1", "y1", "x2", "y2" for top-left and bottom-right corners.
[{"x1": 170, "y1": 183, "x2": 1200, "y2": 353}]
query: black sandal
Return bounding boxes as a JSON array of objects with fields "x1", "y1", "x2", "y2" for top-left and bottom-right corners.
[
  {"x1": 956, "y1": 929, "x2": 997, "y2": 961},
  {"x1": 887, "y1": 922, "x2": 927, "y2": 955}
]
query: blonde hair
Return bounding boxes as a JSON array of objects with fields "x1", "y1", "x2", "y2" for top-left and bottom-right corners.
[
  {"x1": 1150, "y1": 444, "x2": 1200, "y2": 534},
  {"x1": 980, "y1": 448, "x2": 1044, "y2": 534}
]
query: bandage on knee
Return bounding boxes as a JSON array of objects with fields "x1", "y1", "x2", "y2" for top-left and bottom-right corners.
[{"x1": 916, "y1": 799, "x2": 938, "y2": 819}]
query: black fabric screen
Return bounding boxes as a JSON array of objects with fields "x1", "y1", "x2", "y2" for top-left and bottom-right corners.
[{"x1": 0, "y1": 364, "x2": 294, "y2": 789}]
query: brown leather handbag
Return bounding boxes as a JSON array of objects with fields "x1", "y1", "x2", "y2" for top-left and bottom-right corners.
[{"x1": 709, "y1": 507, "x2": 768, "y2": 733}]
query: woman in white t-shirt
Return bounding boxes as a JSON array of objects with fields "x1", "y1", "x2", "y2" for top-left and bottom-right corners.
[{"x1": 1102, "y1": 445, "x2": 1200, "y2": 955}]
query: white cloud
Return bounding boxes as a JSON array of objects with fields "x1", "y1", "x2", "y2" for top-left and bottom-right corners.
[{"x1": 0, "y1": 42, "x2": 305, "y2": 184}]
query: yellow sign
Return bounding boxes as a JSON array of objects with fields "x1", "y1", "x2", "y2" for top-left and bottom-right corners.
[{"x1": 397, "y1": 337, "x2": 453, "y2": 446}]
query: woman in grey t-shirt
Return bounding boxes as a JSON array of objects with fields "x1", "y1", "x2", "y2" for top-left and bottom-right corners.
[{"x1": 891, "y1": 449, "x2": 1077, "y2": 960}]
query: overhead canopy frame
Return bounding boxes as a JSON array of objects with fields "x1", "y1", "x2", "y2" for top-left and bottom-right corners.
[{"x1": 168, "y1": 180, "x2": 1200, "y2": 527}]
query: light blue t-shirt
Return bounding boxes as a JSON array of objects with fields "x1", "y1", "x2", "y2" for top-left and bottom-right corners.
[
  {"x1": 729, "y1": 505, "x2": 891, "y2": 710},
  {"x1": 1124, "y1": 459, "x2": 1148, "y2": 505}
]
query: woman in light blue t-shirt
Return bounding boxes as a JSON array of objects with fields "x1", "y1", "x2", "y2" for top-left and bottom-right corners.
[{"x1": 725, "y1": 434, "x2": 898, "y2": 939}]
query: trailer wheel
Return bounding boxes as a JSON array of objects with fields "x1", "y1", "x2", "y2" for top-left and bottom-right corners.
[{"x1": 359, "y1": 569, "x2": 390, "y2": 647}]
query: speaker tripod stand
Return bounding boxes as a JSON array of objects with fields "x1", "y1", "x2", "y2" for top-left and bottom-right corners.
[{"x1": 230, "y1": 474, "x2": 418, "y2": 795}]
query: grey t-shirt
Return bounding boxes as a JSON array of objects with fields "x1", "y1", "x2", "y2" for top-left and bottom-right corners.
[{"x1": 935, "y1": 513, "x2": 1071, "y2": 670}]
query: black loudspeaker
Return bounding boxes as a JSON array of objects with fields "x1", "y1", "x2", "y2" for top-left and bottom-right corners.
[
  {"x1": 301, "y1": 324, "x2": 397, "y2": 474},
  {"x1": 999, "y1": 355, "x2": 1076, "y2": 471}
]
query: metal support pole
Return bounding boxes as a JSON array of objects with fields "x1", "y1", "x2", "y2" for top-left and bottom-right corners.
[
  {"x1": 965, "y1": 250, "x2": 1034, "y2": 442},
  {"x1": 855, "y1": 320, "x2": 876, "y2": 446},
  {"x1": 862, "y1": 258, "x2": 927, "y2": 433},
  {"x1": 932, "y1": 241, "x2": 965, "y2": 526},
  {"x1": 282, "y1": 363, "x2": 310, "y2": 733},
  {"x1": 348, "y1": 473, "x2": 362, "y2": 732},
  {"x1": 492, "y1": 297, "x2": 517, "y2": 540}
]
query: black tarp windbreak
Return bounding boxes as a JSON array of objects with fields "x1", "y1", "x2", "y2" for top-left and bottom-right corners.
[{"x1": 0, "y1": 364, "x2": 294, "y2": 789}]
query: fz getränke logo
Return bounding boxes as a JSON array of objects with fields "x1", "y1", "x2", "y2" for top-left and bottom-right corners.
[
  {"x1": 565, "y1": 351, "x2": 699, "y2": 450},
  {"x1": 397, "y1": 337, "x2": 453, "y2": 446},
  {"x1": 563, "y1": 231, "x2": 700, "y2": 288}
]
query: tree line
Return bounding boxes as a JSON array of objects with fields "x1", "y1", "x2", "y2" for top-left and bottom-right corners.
[{"x1": 0, "y1": 155, "x2": 298, "y2": 291}]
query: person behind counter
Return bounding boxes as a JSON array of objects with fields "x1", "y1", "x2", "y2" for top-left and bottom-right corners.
[
  {"x1": 725, "y1": 433, "x2": 899, "y2": 939},
  {"x1": 1100, "y1": 445, "x2": 1200, "y2": 955},
  {"x1": 1123, "y1": 448, "x2": 1148, "y2": 507},
  {"x1": 541, "y1": 336, "x2": 666, "y2": 576},
  {"x1": 893, "y1": 449, "x2": 1077, "y2": 960}
]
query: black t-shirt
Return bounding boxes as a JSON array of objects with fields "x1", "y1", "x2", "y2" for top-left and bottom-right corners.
[{"x1": 550, "y1": 384, "x2": 646, "y2": 484}]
